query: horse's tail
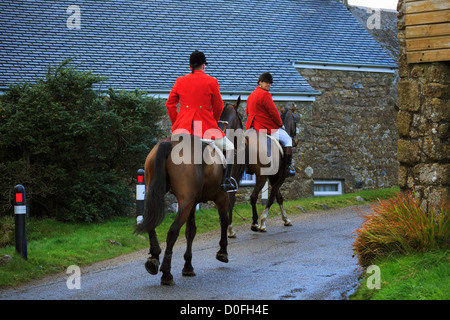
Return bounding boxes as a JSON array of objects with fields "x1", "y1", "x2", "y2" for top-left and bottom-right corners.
[{"x1": 135, "y1": 141, "x2": 172, "y2": 234}]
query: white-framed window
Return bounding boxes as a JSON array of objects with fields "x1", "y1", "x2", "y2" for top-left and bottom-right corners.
[
  {"x1": 314, "y1": 180, "x2": 343, "y2": 196},
  {"x1": 239, "y1": 172, "x2": 256, "y2": 186}
]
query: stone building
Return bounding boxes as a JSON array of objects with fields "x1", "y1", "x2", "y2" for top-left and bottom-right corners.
[
  {"x1": 288, "y1": 5, "x2": 400, "y2": 199},
  {"x1": 290, "y1": 65, "x2": 398, "y2": 199},
  {"x1": 0, "y1": 0, "x2": 398, "y2": 202},
  {"x1": 396, "y1": 0, "x2": 449, "y2": 207}
]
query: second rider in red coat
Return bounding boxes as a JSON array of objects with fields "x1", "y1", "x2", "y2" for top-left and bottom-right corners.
[{"x1": 246, "y1": 72, "x2": 296, "y2": 177}]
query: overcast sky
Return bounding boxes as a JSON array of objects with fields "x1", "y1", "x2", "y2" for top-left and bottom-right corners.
[{"x1": 348, "y1": 0, "x2": 398, "y2": 10}]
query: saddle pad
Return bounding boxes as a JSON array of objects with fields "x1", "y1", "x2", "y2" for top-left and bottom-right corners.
[{"x1": 201, "y1": 138, "x2": 227, "y2": 168}]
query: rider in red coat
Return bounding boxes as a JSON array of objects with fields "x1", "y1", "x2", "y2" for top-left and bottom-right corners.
[
  {"x1": 166, "y1": 65, "x2": 224, "y2": 140},
  {"x1": 166, "y1": 50, "x2": 237, "y2": 191},
  {"x1": 246, "y1": 72, "x2": 296, "y2": 177},
  {"x1": 246, "y1": 85, "x2": 283, "y2": 133}
]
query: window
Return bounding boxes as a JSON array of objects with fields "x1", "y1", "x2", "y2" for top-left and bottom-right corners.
[{"x1": 314, "y1": 180, "x2": 343, "y2": 196}]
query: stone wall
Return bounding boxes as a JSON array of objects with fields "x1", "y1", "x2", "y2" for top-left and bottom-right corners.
[
  {"x1": 296, "y1": 68, "x2": 398, "y2": 195},
  {"x1": 397, "y1": 0, "x2": 450, "y2": 206}
]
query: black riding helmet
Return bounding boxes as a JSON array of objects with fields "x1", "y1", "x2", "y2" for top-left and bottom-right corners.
[
  {"x1": 258, "y1": 72, "x2": 273, "y2": 84},
  {"x1": 190, "y1": 50, "x2": 208, "y2": 68}
]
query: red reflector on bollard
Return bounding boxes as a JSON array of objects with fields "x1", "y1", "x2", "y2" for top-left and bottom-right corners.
[
  {"x1": 16, "y1": 193, "x2": 23, "y2": 203},
  {"x1": 138, "y1": 176, "x2": 144, "y2": 183}
]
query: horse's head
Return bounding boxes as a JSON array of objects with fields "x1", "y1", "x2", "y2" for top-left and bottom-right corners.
[
  {"x1": 219, "y1": 96, "x2": 243, "y2": 132},
  {"x1": 282, "y1": 107, "x2": 298, "y2": 147}
]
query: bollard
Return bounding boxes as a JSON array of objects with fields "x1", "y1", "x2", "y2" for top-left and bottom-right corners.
[
  {"x1": 136, "y1": 169, "x2": 145, "y2": 225},
  {"x1": 14, "y1": 184, "x2": 27, "y2": 260}
]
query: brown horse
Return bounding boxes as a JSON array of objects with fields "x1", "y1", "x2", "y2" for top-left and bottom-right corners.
[
  {"x1": 225, "y1": 105, "x2": 298, "y2": 236},
  {"x1": 216, "y1": 98, "x2": 248, "y2": 237},
  {"x1": 135, "y1": 99, "x2": 242, "y2": 286},
  {"x1": 281, "y1": 105, "x2": 299, "y2": 147}
]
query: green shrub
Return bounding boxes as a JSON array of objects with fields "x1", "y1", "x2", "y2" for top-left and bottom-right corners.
[
  {"x1": 353, "y1": 191, "x2": 450, "y2": 267},
  {"x1": 0, "y1": 216, "x2": 14, "y2": 247},
  {"x1": 0, "y1": 59, "x2": 165, "y2": 222}
]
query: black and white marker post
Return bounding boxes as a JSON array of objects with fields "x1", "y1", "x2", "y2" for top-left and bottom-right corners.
[
  {"x1": 14, "y1": 184, "x2": 27, "y2": 260},
  {"x1": 136, "y1": 169, "x2": 145, "y2": 225}
]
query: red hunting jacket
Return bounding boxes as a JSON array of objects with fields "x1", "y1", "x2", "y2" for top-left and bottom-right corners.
[
  {"x1": 245, "y1": 86, "x2": 283, "y2": 133},
  {"x1": 166, "y1": 70, "x2": 225, "y2": 139}
]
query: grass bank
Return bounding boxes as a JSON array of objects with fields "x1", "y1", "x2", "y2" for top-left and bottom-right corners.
[
  {"x1": 350, "y1": 249, "x2": 449, "y2": 300},
  {"x1": 351, "y1": 190, "x2": 449, "y2": 300},
  {"x1": 0, "y1": 187, "x2": 398, "y2": 288}
]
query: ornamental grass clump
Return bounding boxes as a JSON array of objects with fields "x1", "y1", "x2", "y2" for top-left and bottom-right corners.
[{"x1": 353, "y1": 192, "x2": 449, "y2": 267}]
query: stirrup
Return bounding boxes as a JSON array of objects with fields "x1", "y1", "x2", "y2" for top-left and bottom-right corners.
[{"x1": 222, "y1": 177, "x2": 238, "y2": 193}]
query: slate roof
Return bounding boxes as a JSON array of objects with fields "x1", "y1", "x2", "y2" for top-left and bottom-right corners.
[{"x1": 0, "y1": 0, "x2": 396, "y2": 96}]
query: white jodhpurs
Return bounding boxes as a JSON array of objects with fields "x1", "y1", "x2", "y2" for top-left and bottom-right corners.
[{"x1": 271, "y1": 128, "x2": 292, "y2": 147}]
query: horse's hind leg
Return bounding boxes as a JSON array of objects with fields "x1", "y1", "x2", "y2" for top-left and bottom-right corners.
[
  {"x1": 227, "y1": 193, "x2": 237, "y2": 238},
  {"x1": 215, "y1": 192, "x2": 229, "y2": 263},
  {"x1": 145, "y1": 229, "x2": 161, "y2": 275},
  {"x1": 258, "y1": 180, "x2": 279, "y2": 232},
  {"x1": 250, "y1": 176, "x2": 267, "y2": 232},
  {"x1": 182, "y1": 205, "x2": 197, "y2": 277},
  {"x1": 160, "y1": 201, "x2": 193, "y2": 286},
  {"x1": 276, "y1": 189, "x2": 292, "y2": 226}
]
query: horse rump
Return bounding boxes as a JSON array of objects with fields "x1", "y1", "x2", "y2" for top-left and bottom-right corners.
[{"x1": 135, "y1": 141, "x2": 172, "y2": 234}]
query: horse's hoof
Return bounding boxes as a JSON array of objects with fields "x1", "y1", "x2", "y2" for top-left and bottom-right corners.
[
  {"x1": 161, "y1": 275, "x2": 175, "y2": 286},
  {"x1": 161, "y1": 278, "x2": 175, "y2": 286},
  {"x1": 216, "y1": 252, "x2": 229, "y2": 263},
  {"x1": 145, "y1": 258, "x2": 160, "y2": 275},
  {"x1": 182, "y1": 268, "x2": 196, "y2": 277},
  {"x1": 251, "y1": 224, "x2": 259, "y2": 232},
  {"x1": 259, "y1": 227, "x2": 267, "y2": 233},
  {"x1": 228, "y1": 230, "x2": 237, "y2": 238},
  {"x1": 284, "y1": 221, "x2": 293, "y2": 226}
]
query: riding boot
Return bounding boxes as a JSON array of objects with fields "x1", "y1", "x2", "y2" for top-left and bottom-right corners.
[
  {"x1": 284, "y1": 146, "x2": 296, "y2": 177},
  {"x1": 222, "y1": 163, "x2": 237, "y2": 192},
  {"x1": 222, "y1": 150, "x2": 237, "y2": 192}
]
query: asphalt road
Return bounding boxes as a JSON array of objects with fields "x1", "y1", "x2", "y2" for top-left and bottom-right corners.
[{"x1": 0, "y1": 205, "x2": 369, "y2": 300}]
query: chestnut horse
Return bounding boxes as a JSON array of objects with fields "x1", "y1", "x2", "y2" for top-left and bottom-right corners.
[
  {"x1": 135, "y1": 98, "x2": 242, "y2": 286},
  {"x1": 281, "y1": 105, "x2": 298, "y2": 147},
  {"x1": 224, "y1": 105, "x2": 298, "y2": 236}
]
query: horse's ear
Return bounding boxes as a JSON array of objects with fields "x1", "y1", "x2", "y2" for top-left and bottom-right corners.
[{"x1": 235, "y1": 96, "x2": 241, "y2": 109}]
